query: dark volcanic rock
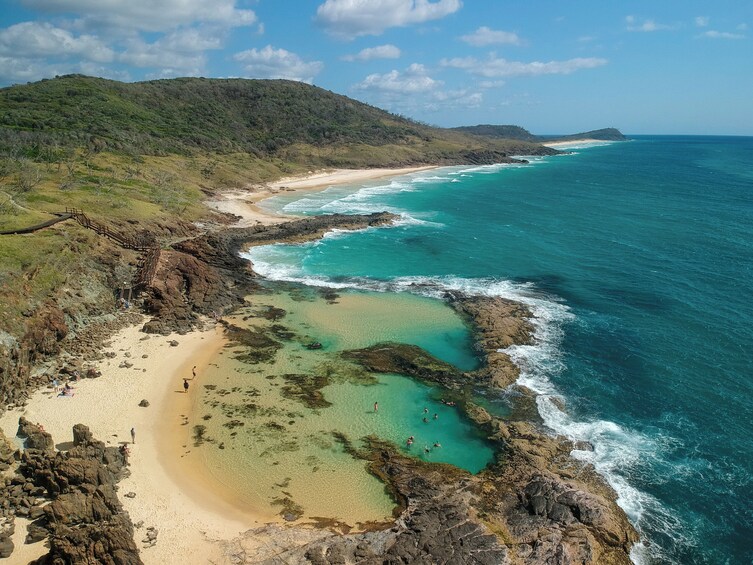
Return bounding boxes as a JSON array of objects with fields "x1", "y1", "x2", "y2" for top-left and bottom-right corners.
[
  {"x1": 0, "y1": 535, "x2": 13, "y2": 558},
  {"x1": 13, "y1": 424, "x2": 141, "y2": 565},
  {"x1": 260, "y1": 443, "x2": 509, "y2": 564},
  {"x1": 342, "y1": 342, "x2": 467, "y2": 389},
  {"x1": 142, "y1": 212, "x2": 396, "y2": 334},
  {"x1": 17, "y1": 417, "x2": 54, "y2": 451},
  {"x1": 72, "y1": 423, "x2": 93, "y2": 446}
]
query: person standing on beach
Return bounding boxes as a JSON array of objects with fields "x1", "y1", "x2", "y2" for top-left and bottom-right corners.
[
  {"x1": 192, "y1": 365, "x2": 197, "y2": 378},
  {"x1": 130, "y1": 427, "x2": 136, "y2": 444},
  {"x1": 183, "y1": 378, "x2": 189, "y2": 393}
]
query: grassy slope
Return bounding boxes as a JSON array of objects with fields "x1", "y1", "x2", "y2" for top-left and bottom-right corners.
[{"x1": 0, "y1": 75, "x2": 555, "y2": 342}]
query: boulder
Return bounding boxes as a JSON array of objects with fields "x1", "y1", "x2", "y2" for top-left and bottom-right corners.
[
  {"x1": 72, "y1": 424, "x2": 93, "y2": 447},
  {"x1": 17, "y1": 417, "x2": 54, "y2": 451}
]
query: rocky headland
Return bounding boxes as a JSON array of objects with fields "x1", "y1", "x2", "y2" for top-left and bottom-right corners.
[{"x1": 0, "y1": 206, "x2": 638, "y2": 564}]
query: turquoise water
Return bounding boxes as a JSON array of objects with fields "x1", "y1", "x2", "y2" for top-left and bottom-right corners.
[
  {"x1": 197, "y1": 289, "x2": 493, "y2": 524},
  {"x1": 247, "y1": 136, "x2": 753, "y2": 564}
]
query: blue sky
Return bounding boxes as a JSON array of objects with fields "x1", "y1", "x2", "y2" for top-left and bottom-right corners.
[{"x1": 0, "y1": 0, "x2": 751, "y2": 135}]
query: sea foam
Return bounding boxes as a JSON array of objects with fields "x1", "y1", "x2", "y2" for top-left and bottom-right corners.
[{"x1": 244, "y1": 158, "x2": 679, "y2": 564}]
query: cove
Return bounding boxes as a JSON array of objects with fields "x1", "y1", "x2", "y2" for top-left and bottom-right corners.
[{"x1": 190, "y1": 285, "x2": 495, "y2": 526}]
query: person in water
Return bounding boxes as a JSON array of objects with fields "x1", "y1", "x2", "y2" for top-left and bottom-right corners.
[
  {"x1": 374, "y1": 401, "x2": 378, "y2": 412},
  {"x1": 433, "y1": 441, "x2": 442, "y2": 448}
]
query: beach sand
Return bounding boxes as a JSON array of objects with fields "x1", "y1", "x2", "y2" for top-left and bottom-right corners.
[
  {"x1": 0, "y1": 318, "x2": 264, "y2": 564},
  {"x1": 0, "y1": 166, "x2": 440, "y2": 563},
  {"x1": 541, "y1": 138, "x2": 614, "y2": 149},
  {"x1": 205, "y1": 166, "x2": 436, "y2": 226}
]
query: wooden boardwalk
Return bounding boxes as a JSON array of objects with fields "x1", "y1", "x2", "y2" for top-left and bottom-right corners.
[{"x1": 1, "y1": 208, "x2": 161, "y2": 295}]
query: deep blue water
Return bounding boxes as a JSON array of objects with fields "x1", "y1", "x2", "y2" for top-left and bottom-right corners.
[{"x1": 247, "y1": 136, "x2": 753, "y2": 564}]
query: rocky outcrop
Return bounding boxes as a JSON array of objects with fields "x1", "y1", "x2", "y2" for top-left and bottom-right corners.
[
  {"x1": 141, "y1": 249, "x2": 238, "y2": 334},
  {"x1": 342, "y1": 342, "x2": 467, "y2": 389},
  {"x1": 218, "y1": 434, "x2": 635, "y2": 565},
  {"x1": 140, "y1": 212, "x2": 397, "y2": 334},
  {"x1": 335, "y1": 303, "x2": 638, "y2": 564},
  {"x1": 0, "y1": 422, "x2": 141, "y2": 564},
  {"x1": 17, "y1": 417, "x2": 54, "y2": 451},
  {"x1": 450, "y1": 295, "x2": 536, "y2": 387}
]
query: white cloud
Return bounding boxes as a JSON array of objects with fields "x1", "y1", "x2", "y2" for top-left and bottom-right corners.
[
  {"x1": 460, "y1": 26, "x2": 521, "y2": 47},
  {"x1": 440, "y1": 54, "x2": 607, "y2": 78},
  {"x1": 353, "y1": 63, "x2": 441, "y2": 93},
  {"x1": 21, "y1": 0, "x2": 256, "y2": 33},
  {"x1": 342, "y1": 44, "x2": 401, "y2": 61},
  {"x1": 119, "y1": 36, "x2": 207, "y2": 72},
  {"x1": 234, "y1": 46, "x2": 323, "y2": 83},
  {"x1": 351, "y1": 64, "x2": 482, "y2": 116},
  {"x1": 0, "y1": 21, "x2": 113, "y2": 62},
  {"x1": 698, "y1": 30, "x2": 745, "y2": 40},
  {"x1": 316, "y1": 0, "x2": 462, "y2": 39},
  {"x1": 625, "y1": 15, "x2": 674, "y2": 32},
  {"x1": 117, "y1": 28, "x2": 225, "y2": 74},
  {"x1": 695, "y1": 16, "x2": 709, "y2": 27},
  {"x1": 158, "y1": 28, "x2": 223, "y2": 52}
]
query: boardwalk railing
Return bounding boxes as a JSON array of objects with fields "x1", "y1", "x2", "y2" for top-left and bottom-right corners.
[
  {"x1": 65, "y1": 207, "x2": 155, "y2": 251},
  {"x1": 64, "y1": 208, "x2": 160, "y2": 294}
]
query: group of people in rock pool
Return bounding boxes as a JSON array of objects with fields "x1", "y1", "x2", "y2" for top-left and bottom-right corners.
[{"x1": 405, "y1": 405, "x2": 455, "y2": 454}]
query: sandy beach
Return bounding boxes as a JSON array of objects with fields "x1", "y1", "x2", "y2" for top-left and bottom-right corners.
[
  {"x1": 541, "y1": 138, "x2": 614, "y2": 149},
  {"x1": 0, "y1": 318, "x2": 262, "y2": 564},
  {"x1": 205, "y1": 166, "x2": 436, "y2": 226},
  {"x1": 0, "y1": 166, "x2": 438, "y2": 563}
]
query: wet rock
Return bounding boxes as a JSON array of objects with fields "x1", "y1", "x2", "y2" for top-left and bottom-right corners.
[
  {"x1": 450, "y1": 295, "x2": 535, "y2": 388},
  {"x1": 342, "y1": 342, "x2": 466, "y2": 389}
]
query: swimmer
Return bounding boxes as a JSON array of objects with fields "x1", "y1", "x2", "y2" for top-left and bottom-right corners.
[
  {"x1": 433, "y1": 413, "x2": 438, "y2": 420},
  {"x1": 423, "y1": 417, "x2": 429, "y2": 423},
  {"x1": 433, "y1": 442, "x2": 442, "y2": 448},
  {"x1": 424, "y1": 445, "x2": 431, "y2": 453}
]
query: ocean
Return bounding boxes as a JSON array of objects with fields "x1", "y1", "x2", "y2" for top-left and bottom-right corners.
[{"x1": 244, "y1": 136, "x2": 753, "y2": 564}]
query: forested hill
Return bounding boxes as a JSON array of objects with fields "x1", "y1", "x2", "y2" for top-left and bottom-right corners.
[
  {"x1": 0, "y1": 75, "x2": 554, "y2": 164},
  {"x1": 451, "y1": 124, "x2": 626, "y2": 142}
]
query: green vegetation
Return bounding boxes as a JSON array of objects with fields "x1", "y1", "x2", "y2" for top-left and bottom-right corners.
[
  {"x1": 0, "y1": 74, "x2": 560, "y2": 346},
  {"x1": 451, "y1": 124, "x2": 626, "y2": 142},
  {"x1": 0, "y1": 75, "x2": 555, "y2": 160}
]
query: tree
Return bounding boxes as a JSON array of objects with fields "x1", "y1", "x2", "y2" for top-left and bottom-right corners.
[{"x1": 13, "y1": 159, "x2": 42, "y2": 193}]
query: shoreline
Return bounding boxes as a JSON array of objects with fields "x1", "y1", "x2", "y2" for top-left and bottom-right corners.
[
  {"x1": 0, "y1": 319, "x2": 260, "y2": 564},
  {"x1": 541, "y1": 138, "x2": 616, "y2": 148},
  {"x1": 205, "y1": 166, "x2": 437, "y2": 226},
  {"x1": 0, "y1": 160, "x2": 638, "y2": 563}
]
